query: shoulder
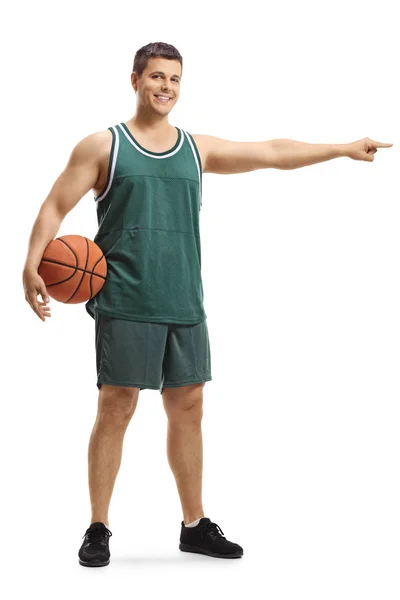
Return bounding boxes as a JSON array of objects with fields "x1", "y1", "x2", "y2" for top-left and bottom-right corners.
[
  {"x1": 78, "y1": 129, "x2": 113, "y2": 151},
  {"x1": 70, "y1": 129, "x2": 114, "y2": 164},
  {"x1": 191, "y1": 133, "x2": 211, "y2": 149},
  {"x1": 190, "y1": 134, "x2": 213, "y2": 173}
]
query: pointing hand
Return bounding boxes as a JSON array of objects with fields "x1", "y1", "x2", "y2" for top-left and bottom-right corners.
[{"x1": 346, "y1": 137, "x2": 393, "y2": 162}]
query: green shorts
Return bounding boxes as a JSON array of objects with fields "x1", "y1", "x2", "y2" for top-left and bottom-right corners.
[{"x1": 95, "y1": 313, "x2": 212, "y2": 394}]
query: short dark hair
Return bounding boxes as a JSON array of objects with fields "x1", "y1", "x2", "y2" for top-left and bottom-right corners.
[{"x1": 132, "y1": 42, "x2": 183, "y2": 78}]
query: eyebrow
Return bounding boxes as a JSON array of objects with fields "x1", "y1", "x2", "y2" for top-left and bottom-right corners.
[{"x1": 150, "y1": 71, "x2": 181, "y2": 80}]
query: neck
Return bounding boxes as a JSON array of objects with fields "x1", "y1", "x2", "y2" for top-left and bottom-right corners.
[{"x1": 129, "y1": 105, "x2": 171, "y2": 133}]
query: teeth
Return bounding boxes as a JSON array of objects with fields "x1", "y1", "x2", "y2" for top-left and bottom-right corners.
[{"x1": 155, "y1": 95, "x2": 170, "y2": 100}]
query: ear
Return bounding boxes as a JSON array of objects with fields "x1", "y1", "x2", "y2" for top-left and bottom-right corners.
[{"x1": 131, "y1": 72, "x2": 137, "y2": 92}]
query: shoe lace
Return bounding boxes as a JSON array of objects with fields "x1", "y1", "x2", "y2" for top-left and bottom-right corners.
[
  {"x1": 82, "y1": 527, "x2": 112, "y2": 542},
  {"x1": 201, "y1": 521, "x2": 225, "y2": 540}
]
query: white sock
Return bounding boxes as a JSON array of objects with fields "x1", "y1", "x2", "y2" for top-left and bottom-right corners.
[{"x1": 185, "y1": 518, "x2": 202, "y2": 527}]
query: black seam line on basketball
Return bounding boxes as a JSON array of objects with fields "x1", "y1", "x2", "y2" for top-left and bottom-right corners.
[
  {"x1": 90, "y1": 253, "x2": 105, "y2": 298},
  {"x1": 43, "y1": 242, "x2": 83, "y2": 289},
  {"x1": 58, "y1": 238, "x2": 78, "y2": 268},
  {"x1": 66, "y1": 237, "x2": 90, "y2": 303},
  {"x1": 40, "y1": 259, "x2": 106, "y2": 281}
]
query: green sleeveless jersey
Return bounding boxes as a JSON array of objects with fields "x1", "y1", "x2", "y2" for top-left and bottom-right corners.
[{"x1": 85, "y1": 122, "x2": 207, "y2": 324}]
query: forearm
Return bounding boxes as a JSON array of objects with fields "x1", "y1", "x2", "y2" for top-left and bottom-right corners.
[
  {"x1": 24, "y1": 205, "x2": 64, "y2": 272},
  {"x1": 273, "y1": 139, "x2": 348, "y2": 170}
]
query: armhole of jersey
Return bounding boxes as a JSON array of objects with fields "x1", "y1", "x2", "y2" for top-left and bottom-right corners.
[
  {"x1": 94, "y1": 126, "x2": 119, "y2": 203},
  {"x1": 185, "y1": 131, "x2": 203, "y2": 210}
]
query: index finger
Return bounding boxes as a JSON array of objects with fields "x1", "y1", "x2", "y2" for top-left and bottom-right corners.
[{"x1": 370, "y1": 140, "x2": 393, "y2": 147}]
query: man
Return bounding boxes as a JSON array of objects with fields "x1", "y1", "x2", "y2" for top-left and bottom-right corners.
[{"x1": 22, "y1": 41, "x2": 392, "y2": 568}]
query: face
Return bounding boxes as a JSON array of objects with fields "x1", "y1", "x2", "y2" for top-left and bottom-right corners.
[{"x1": 131, "y1": 57, "x2": 181, "y2": 112}]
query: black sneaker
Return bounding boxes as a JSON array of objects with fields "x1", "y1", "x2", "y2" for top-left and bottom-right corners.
[
  {"x1": 78, "y1": 522, "x2": 112, "y2": 567},
  {"x1": 179, "y1": 517, "x2": 243, "y2": 558}
]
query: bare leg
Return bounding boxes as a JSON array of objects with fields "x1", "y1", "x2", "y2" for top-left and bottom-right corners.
[
  {"x1": 162, "y1": 383, "x2": 205, "y2": 525},
  {"x1": 88, "y1": 384, "x2": 139, "y2": 527}
]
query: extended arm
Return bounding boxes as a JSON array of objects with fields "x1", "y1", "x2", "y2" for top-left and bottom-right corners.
[{"x1": 196, "y1": 135, "x2": 392, "y2": 174}]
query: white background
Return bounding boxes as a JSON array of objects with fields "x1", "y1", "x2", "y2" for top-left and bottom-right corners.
[{"x1": 2, "y1": 0, "x2": 398, "y2": 598}]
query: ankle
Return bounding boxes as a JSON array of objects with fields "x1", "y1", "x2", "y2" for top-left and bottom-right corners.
[
  {"x1": 91, "y1": 518, "x2": 109, "y2": 528},
  {"x1": 184, "y1": 512, "x2": 204, "y2": 525}
]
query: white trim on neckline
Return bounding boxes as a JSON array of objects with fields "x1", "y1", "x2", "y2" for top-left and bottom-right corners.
[{"x1": 118, "y1": 123, "x2": 184, "y2": 159}]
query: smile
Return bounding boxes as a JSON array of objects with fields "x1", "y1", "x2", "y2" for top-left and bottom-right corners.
[{"x1": 154, "y1": 95, "x2": 171, "y2": 103}]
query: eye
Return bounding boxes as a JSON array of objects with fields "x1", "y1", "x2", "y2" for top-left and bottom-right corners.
[{"x1": 152, "y1": 75, "x2": 179, "y2": 83}]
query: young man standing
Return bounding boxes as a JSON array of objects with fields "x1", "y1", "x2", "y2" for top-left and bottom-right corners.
[{"x1": 22, "y1": 41, "x2": 392, "y2": 567}]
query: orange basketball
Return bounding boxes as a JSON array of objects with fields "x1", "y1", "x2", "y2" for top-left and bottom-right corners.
[{"x1": 38, "y1": 235, "x2": 107, "y2": 304}]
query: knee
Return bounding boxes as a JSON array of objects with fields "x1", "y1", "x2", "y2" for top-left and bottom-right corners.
[
  {"x1": 97, "y1": 384, "x2": 139, "y2": 424},
  {"x1": 163, "y1": 383, "x2": 204, "y2": 423}
]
